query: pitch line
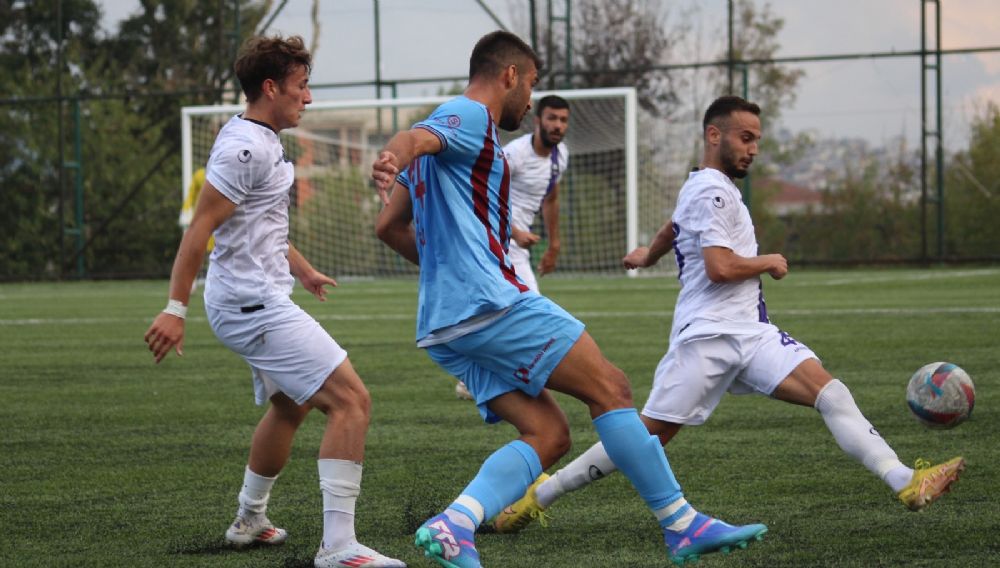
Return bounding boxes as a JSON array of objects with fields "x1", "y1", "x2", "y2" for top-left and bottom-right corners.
[{"x1": 1, "y1": 305, "x2": 998, "y2": 326}]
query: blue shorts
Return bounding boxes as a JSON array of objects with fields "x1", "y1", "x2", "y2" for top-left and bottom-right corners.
[{"x1": 425, "y1": 294, "x2": 585, "y2": 423}]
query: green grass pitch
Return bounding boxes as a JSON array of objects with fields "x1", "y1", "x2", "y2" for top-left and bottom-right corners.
[{"x1": 1, "y1": 267, "x2": 998, "y2": 567}]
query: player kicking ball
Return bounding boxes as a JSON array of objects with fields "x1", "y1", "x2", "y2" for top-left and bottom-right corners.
[
  {"x1": 374, "y1": 32, "x2": 766, "y2": 567},
  {"x1": 144, "y1": 35, "x2": 404, "y2": 568},
  {"x1": 494, "y1": 96, "x2": 965, "y2": 555}
]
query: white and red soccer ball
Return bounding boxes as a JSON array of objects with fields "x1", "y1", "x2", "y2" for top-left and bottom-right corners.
[{"x1": 906, "y1": 362, "x2": 975, "y2": 429}]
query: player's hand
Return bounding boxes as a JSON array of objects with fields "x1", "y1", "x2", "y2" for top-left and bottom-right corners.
[
  {"x1": 764, "y1": 254, "x2": 788, "y2": 280},
  {"x1": 372, "y1": 151, "x2": 399, "y2": 205},
  {"x1": 144, "y1": 313, "x2": 185, "y2": 364},
  {"x1": 623, "y1": 246, "x2": 653, "y2": 269},
  {"x1": 300, "y1": 269, "x2": 338, "y2": 301},
  {"x1": 512, "y1": 227, "x2": 541, "y2": 248},
  {"x1": 538, "y1": 247, "x2": 559, "y2": 276}
]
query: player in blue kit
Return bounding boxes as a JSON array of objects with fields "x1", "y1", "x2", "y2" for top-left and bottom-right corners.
[{"x1": 372, "y1": 31, "x2": 766, "y2": 567}]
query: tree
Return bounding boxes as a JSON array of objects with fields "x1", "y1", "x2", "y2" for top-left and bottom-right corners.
[
  {"x1": 944, "y1": 103, "x2": 1000, "y2": 258},
  {"x1": 0, "y1": 0, "x2": 269, "y2": 279},
  {"x1": 523, "y1": 0, "x2": 684, "y2": 117}
]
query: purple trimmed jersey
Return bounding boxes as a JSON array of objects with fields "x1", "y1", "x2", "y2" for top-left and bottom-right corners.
[
  {"x1": 397, "y1": 96, "x2": 533, "y2": 342},
  {"x1": 669, "y1": 168, "x2": 769, "y2": 344}
]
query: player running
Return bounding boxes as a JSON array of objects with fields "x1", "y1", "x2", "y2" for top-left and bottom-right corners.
[
  {"x1": 494, "y1": 96, "x2": 965, "y2": 541},
  {"x1": 144, "y1": 35, "x2": 404, "y2": 568},
  {"x1": 373, "y1": 32, "x2": 766, "y2": 567}
]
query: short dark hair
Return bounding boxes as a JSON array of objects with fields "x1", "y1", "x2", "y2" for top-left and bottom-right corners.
[
  {"x1": 536, "y1": 94, "x2": 569, "y2": 117},
  {"x1": 234, "y1": 35, "x2": 311, "y2": 103},
  {"x1": 703, "y1": 95, "x2": 761, "y2": 132},
  {"x1": 469, "y1": 30, "x2": 543, "y2": 80}
]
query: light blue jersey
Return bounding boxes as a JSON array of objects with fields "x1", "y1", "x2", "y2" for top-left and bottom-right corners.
[{"x1": 398, "y1": 96, "x2": 532, "y2": 341}]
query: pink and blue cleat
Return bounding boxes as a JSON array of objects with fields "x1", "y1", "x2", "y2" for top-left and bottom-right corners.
[
  {"x1": 414, "y1": 512, "x2": 481, "y2": 568},
  {"x1": 663, "y1": 513, "x2": 767, "y2": 565}
]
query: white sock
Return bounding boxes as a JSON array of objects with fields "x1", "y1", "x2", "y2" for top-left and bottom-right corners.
[
  {"x1": 537, "y1": 442, "x2": 618, "y2": 508},
  {"x1": 655, "y1": 498, "x2": 697, "y2": 532},
  {"x1": 237, "y1": 466, "x2": 277, "y2": 518},
  {"x1": 319, "y1": 459, "x2": 362, "y2": 550},
  {"x1": 815, "y1": 379, "x2": 907, "y2": 490},
  {"x1": 885, "y1": 465, "x2": 916, "y2": 493}
]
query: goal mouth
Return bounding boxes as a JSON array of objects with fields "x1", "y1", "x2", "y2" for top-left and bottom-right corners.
[{"x1": 182, "y1": 88, "x2": 679, "y2": 279}]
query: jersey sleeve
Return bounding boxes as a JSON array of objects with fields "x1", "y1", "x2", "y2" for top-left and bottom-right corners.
[
  {"x1": 205, "y1": 135, "x2": 258, "y2": 206},
  {"x1": 692, "y1": 188, "x2": 738, "y2": 250},
  {"x1": 414, "y1": 98, "x2": 490, "y2": 162},
  {"x1": 555, "y1": 143, "x2": 569, "y2": 184}
]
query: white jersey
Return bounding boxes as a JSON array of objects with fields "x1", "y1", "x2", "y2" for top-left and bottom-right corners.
[
  {"x1": 203, "y1": 115, "x2": 295, "y2": 309},
  {"x1": 504, "y1": 133, "x2": 569, "y2": 231},
  {"x1": 670, "y1": 168, "x2": 768, "y2": 343}
]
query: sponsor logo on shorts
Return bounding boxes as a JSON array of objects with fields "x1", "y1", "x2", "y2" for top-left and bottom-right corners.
[
  {"x1": 513, "y1": 337, "x2": 556, "y2": 383},
  {"x1": 712, "y1": 195, "x2": 725, "y2": 208},
  {"x1": 238, "y1": 149, "x2": 252, "y2": 163}
]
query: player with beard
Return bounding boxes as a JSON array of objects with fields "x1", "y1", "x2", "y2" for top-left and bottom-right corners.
[
  {"x1": 505, "y1": 94, "x2": 570, "y2": 293},
  {"x1": 495, "y1": 95, "x2": 965, "y2": 541},
  {"x1": 373, "y1": 36, "x2": 767, "y2": 568},
  {"x1": 453, "y1": 95, "x2": 570, "y2": 402}
]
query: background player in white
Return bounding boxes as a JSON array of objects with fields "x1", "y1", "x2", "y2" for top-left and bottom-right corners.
[
  {"x1": 143, "y1": 35, "x2": 404, "y2": 568},
  {"x1": 506, "y1": 94, "x2": 570, "y2": 292},
  {"x1": 454, "y1": 95, "x2": 571, "y2": 401},
  {"x1": 496, "y1": 95, "x2": 965, "y2": 534}
]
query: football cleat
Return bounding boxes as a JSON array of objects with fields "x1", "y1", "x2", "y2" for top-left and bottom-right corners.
[
  {"x1": 455, "y1": 381, "x2": 474, "y2": 401},
  {"x1": 493, "y1": 473, "x2": 551, "y2": 533},
  {"x1": 414, "y1": 512, "x2": 480, "y2": 568},
  {"x1": 663, "y1": 513, "x2": 767, "y2": 565},
  {"x1": 314, "y1": 540, "x2": 407, "y2": 568},
  {"x1": 898, "y1": 456, "x2": 965, "y2": 511},
  {"x1": 225, "y1": 514, "x2": 288, "y2": 548}
]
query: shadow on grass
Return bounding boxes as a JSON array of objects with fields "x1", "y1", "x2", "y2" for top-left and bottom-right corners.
[{"x1": 168, "y1": 537, "x2": 313, "y2": 567}]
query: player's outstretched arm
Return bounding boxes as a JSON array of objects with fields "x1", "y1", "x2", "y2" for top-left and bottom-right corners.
[
  {"x1": 144, "y1": 182, "x2": 236, "y2": 363},
  {"x1": 538, "y1": 185, "x2": 561, "y2": 276},
  {"x1": 623, "y1": 220, "x2": 675, "y2": 270},
  {"x1": 375, "y1": 182, "x2": 419, "y2": 265},
  {"x1": 288, "y1": 243, "x2": 337, "y2": 301},
  {"x1": 703, "y1": 247, "x2": 788, "y2": 283},
  {"x1": 371, "y1": 128, "x2": 442, "y2": 204}
]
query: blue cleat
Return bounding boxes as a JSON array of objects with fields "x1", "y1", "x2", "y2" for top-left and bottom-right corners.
[
  {"x1": 414, "y1": 512, "x2": 481, "y2": 568},
  {"x1": 663, "y1": 513, "x2": 767, "y2": 565}
]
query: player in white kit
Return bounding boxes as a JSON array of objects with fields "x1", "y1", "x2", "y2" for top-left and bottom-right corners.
[
  {"x1": 454, "y1": 95, "x2": 571, "y2": 401},
  {"x1": 505, "y1": 94, "x2": 570, "y2": 293},
  {"x1": 495, "y1": 95, "x2": 965, "y2": 534},
  {"x1": 143, "y1": 35, "x2": 404, "y2": 568}
]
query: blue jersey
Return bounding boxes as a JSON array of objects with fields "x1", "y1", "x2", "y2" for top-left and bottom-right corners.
[{"x1": 398, "y1": 96, "x2": 532, "y2": 341}]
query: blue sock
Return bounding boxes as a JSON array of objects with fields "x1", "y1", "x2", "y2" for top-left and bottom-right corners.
[
  {"x1": 594, "y1": 408, "x2": 683, "y2": 511},
  {"x1": 450, "y1": 439, "x2": 542, "y2": 528}
]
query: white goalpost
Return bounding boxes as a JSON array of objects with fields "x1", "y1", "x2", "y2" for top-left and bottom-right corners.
[{"x1": 181, "y1": 87, "x2": 680, "y2": 279}]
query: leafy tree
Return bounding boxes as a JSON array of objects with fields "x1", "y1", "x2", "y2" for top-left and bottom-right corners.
[
  {"x1": 0, "y1": 0, "x2": 269, "y2": 279},
  {"x1": 944, "y1": 103, "x2": 1000, "y2": 258}
]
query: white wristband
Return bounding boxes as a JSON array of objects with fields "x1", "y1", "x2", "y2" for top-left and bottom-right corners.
[{"x1": 163, "y1": 299, "x2": 187, "y2": 319}]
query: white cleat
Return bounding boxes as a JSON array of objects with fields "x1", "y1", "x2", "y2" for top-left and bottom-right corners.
[
  {"x1": 225, "y1": 514, "x2": 288, "y2": 547},
  {"x1": 314, "y1": 540, "x2": 407, "y2": 567}
]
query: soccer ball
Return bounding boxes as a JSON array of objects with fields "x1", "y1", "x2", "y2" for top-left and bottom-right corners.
[{"x1": 906, "y1": 362, "x2": 975, "y2": 429}]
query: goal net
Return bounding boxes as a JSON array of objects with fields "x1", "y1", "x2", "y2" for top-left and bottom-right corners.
[{"x1": 181, "y1": 87, "x2": 682, "y2": 279}]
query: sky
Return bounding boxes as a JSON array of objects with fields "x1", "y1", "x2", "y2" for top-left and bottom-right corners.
[{"x1": 98, "y1": 0, "x2": 1000, "y2": 148}]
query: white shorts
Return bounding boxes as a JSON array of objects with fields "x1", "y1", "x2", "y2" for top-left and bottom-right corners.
[
  {"x1": 508, "y1": 241, "x2": 538, "y2": 293},
  {"x1": 206, "y1": 297, "x2": 347, "y2": 406},
  {"x1": 642, "y1": 323, "x2": 818, "y2": 425}
]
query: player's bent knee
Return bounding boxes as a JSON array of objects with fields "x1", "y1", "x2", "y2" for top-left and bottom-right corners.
[{"x1": 599, "y1": 365, "x2": 633, "y2": 409}]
